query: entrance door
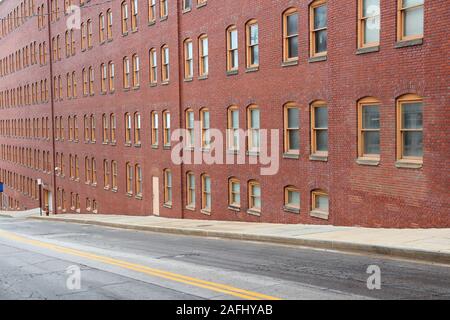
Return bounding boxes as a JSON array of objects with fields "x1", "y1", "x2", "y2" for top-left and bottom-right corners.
[{"x1": 152, "y1": 177, "x2": 160, "y2": 216}]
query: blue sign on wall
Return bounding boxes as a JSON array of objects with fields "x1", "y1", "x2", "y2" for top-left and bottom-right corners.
[{"x1": 0, "y1": 183, "x2": 3, "y2": 192}]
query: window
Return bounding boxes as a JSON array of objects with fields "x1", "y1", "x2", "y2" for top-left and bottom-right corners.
[
  {"x1": 358, "y1": 97, "x2": 380, "y2": 159},
  {"x1": 163, "y1": 110, "x2": 170, "y2": 146},
  {"x1": 247, "y1": 105, "x2": 260, "y2": 153},
  {"x1": 88, "y1": 66, "x2": 94, "y2": 94},
  {"x1": 248, "y1": 180, "x2": 261, "y2": 213},
  {"x1": 396, "y1": 94, "x2": 423, "y2": 163},
  {"x1": 201, "y1": 174, "x2": 211, "y2": 213},
  {"x1": 92, "y1": 158, "x2": 97, "y2": 185},
  {"x1": 132, "y1": 54, "x2": 140, "y2": 87},
  {"x1": 100, "y1": 63, "x2": 107, "y2": 93},
  {"x1": 397, "y1": 0, "x2": 424, "y2": 41},
  {"x1": 103, "y1": 159, "x2": 110, "y2": 189},
  {"x1": 81, "y1": 22, "x2": 86, "y2": 50},
  {"x1": 123, "y1": 56, "x2": 130, "y2": 88},
  {"x1": 99, "y1": 13, "x2": 105, "y2": 43},
  {"x1": 283, "y1": 8, "x2": 298, "y2": 62},
  {"x1": 110, "y1": 113, "x2": 116, "y2": 143},
  {"x1": 102, "y1": 114, "x2": 109, "y2": 143},
  {"x1": 183, "y1": 0, "x2": 192, "y2": 12},
  {"x1": 121, "y1": 1, "x2": 129, "y2": 34},
  {"x1": 87, "y1": 19, "x2": 93, "y2": 48},
  {"x1": 85, "y1": 156, "x2": 91, "y2": 184},
  {"x1": 134, "y1": 112, "x2": 141, "y2": 145},
  {"x1": 226, "y1": 26, "x2": 238, "y2": 71},
  {"x1": 161, "y1": 45, "x2": 169, "y2": 82},
  {"x1": 108, "y1": 61, "x2": 115, "y2": 91},
  {"x1": 284, "y1": 186, "x2": 300, "y2": 212},
  {"x1": 358, "y1": 0, "x2": 380, "y2": 48},
  {"x1": 186, "y1": 172, "x2": 195, "y2": 208},
  {"x1": 284, "y1": 103, "x2": 300, "y2": 155},
  {"x1": 149, "y1": 48, "x2": 157, "y2": 84},
  {"x1": 72, "y1": 71, "x2": 77, "y2": 97},
  {"x1": 228, "y1": 177, "x2": 240, "y2": 208},
  {"x1": 160, "y1": 0, "x2": 168, "y2": 18},
  {"x1": 185, "y1": 109, "x2": 194, "y2": 148},
  {"x1": 200, "y1": 108, "x2": 211, "y2": 149},
  {"x1": 111, "y1": 160, "x2": 118, "y2": 189},
  {"x1": 148, "y1": 0, "x2": 156, "y2": 23},
  {"x1": 125, "y1": 112, "x2": 132, "y2": 144},
  {"x1": 135, "y1": 164, "x2": 142, "y2": 196},
  {"x1": 198, "y1": 35, "x2": 208, "y2": 77},
  {"x1": 84, "y1": 115, "x2": 89, "y2": 142},
  {"x1": 151, "y1": 111, "x2": 159, "y2": 146},
  {"x1": 90, "y1": 114, "x2": 96, "y2": 142},
  {"x1": 164, "y1": 169, "x2": 172, "y2": 205},
  {"x1": 131, "y1": 0, "x2": 138, "y2": 32},
  {"x1": 106, "y1": 9, "x2": 113, "y2": 40},
  {"x1": 311, "y1": 189, "x2": 329, "y2": 218},
  {"x1": 246, "y1": 20, "x2": 259, "y2": 68},
  {"x1": 227, "y1": 106, "x2": 240, "y2": 151},
  {"x1": 311, "y1": 101, "x2": 328, "y2": 156},
  {"x1": 310, "y1": 0, "x2": 327, "y2": 57},
  {"x1": 126, "y1": 162, "x2": 133, "y2": 194},
  {"x1": 184, "y1": 39, "x2": 193, "y2": 79}
]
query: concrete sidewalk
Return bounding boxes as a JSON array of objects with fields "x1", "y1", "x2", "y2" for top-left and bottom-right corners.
[{"x1": 26, "y1": 214, "x2": 450, "y2": 265}]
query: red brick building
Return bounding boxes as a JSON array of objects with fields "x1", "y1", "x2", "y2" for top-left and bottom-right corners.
[{"x1": 0, "y1": 0, "x2": 448, "y2": 228}]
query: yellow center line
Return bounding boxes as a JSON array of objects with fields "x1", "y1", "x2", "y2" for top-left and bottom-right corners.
[{"x1": 0, "y1": 229, "x2": 281, "y2": 300}]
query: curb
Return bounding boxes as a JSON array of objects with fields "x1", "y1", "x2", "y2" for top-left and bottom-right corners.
[{"x1": 28, "y1": 216, "x2": 450, "y2": 265}]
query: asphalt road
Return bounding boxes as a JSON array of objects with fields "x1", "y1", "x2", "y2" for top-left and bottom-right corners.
[{"x1": 0, "y1": 216, "x2": 449, "y2": 300}]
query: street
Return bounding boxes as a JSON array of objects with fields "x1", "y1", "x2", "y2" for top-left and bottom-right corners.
[{"x1": 0, "y1": 216, "x2": 449, "y2": 300}]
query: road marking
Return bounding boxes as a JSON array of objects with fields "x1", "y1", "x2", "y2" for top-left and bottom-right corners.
[{"x1": 0, "y1": 229, "x2": 281, "y2": 300}]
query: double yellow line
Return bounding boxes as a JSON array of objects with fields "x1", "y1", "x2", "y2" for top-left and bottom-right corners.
[{"x1": 0, "y1": 230, "x2": 280, "y2": 300}]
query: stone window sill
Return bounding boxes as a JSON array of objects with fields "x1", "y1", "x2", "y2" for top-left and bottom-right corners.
[
  {"x1": 395, "y1": 160, "x2": 423, "y2": 169},
  {"x1": 245, "y1": 66, "x2": 259, "y2": 73},
  {"x1": 197, "y1": 2, "x2": 207, "y2": 9},
  {"x1": 310, "y1": 210, "x2": 329, "y2": 220},
  {"x1": 281, "y1": 59, "x2": 298, "y2": 67},
  {"x1": 163, "y1": 203, "x2": 172, "y2": 209},
  {"x1": 283, "y1": 206, "x2": 300, "y2": 214},
  {"x1": 247, "y1": 209, "x2": 261, "y2": 217},
  {"x1": 283, "y1": 152, "x2": 300, "y2": 159},
  {"x1": 395, "y1": 38, "x2": 423, "y2": 49},
  {"x1": 310, "y1": 154, "x2": 328, "y2": 162},
  {"x1": 227, "y1": 69, "x2": 238, "y2": 76},
  {"x1": 185, "y1": 205, "x2": 195, "y2": 211},
  {"x1": 356, "y1": 46, "x2": 380, "y2": 55},
  {"x1": 356, "y1": 157, "x2": 380, "y2": 166},
  {"x1": 308, "y1": 55, "x2": 327, "y2": 63},
  {"x1": 228, "y1": 206, "x2": 240, "y2": 212},
  {"x1": 198, "y1": 75, "x2": 208, "y2": 80},
  {"x1": 201, "y1": 209, "x2": 211, "y2": 216}
]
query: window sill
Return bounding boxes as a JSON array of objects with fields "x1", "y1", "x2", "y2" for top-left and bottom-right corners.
[
  {"x1": 356, "y1": 157, "x2": 380, "y2": 166},
  {"x1": 310, "y1": 154, "x2": 328, "y2": 162},
  {"x1": 226, "y1": 69, "x2": 239, "y2": 76},
  {"x1": 123, "y1": 87, "x2": 131, "y2": 92},
  {"x1": 283, "y1": 152, "x2": 300, "y2": 159},
  {"x1": 111, "y1": 188, "x2": 118, "y2": 193},
  {"x1": 310, "y1": 210, "x2": 329, "y2": 220},
  {"x1": 281, "y1": 59, "x2": 298, "y2": 67},
  {"x1": 198, "y1": 75, "x2": 208, "y2": 80},
  {"x1": 395, "y1": 38, "x2": 423, "y2": 49},
  {"x1": 163, "y1": 145, "x2": 171, "y2": 150},
  {"x1": 356, "y1": 46, "x2": 380, "y2": 55},
  {"x1": 134, "y1": 143, "x2": 142, "y2": 148},
  {"x1": 126, "y1": 193, "x2": 133, "y2": 198},
  {"x1": 395, "y1": 160, "x2": 423, "y2": 169},
  {"x1": 149, "y1": 83, "x2": 157, "y2": 87},
  {"x1": 163, "y1": 203, "x2": 172, "y2": 209},
  {"x1": 160, "y1": 16, "x2": 168, "y2": 22},
  {"x1": 185, "y1": 205, "x2": 195, "y2": 211},
  {"x1": 226, "y1": 149, "x2": 240, "y2": 155},
  {"x1": 151, "y1": 144, "x2": 159, "y2": 149},
  {"x1": 161, "y1": 81, "x2": 170, "y2": 86},
  {"x1": 201, "y1": 209, "x2": 211, "y2": 216},
  {"x1": 246, "y1": 150, "x2": 260, "y2": 157},
  {"x1": 135, "y1": 195, "x2": 143, "y2": 200},
  {"x1": 124, "y1": 143, "x2": 132, "y2": 147},
  {"x1": 197, "y1": 2, "x2": 207, "y2": 9},
  {"x1": 228, "y1": 206, "x2": 240, "y2": 212},
  {"x1": 245, "y1": 66, "x2": 259, "y2": 73},
  {"x1": 132, "y1": 86, "x2": 140, "y2": 90},
  {"x1": 148, "y1": 21, "x2": 156, "y2": 27},
  {"x1": 283, "y1": 206, "x2": 300, "y2": 214},
  {"x1": 184, "y1": 78, "x2": 193, "y2": 82},
  {"x1": 247, "y1": 209, "x2": 261, "y2": 217},
  {"x1": 308, "y1": 55, "x2": 327, "y2": 63}
]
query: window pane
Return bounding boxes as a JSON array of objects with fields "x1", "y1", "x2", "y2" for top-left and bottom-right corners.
[
  {"x1": 289, "y1": 130, "x2": 299, "y2": 150},
  {"x1": 403, "y1": 131, "x2": 423, "y2": 157},
  {"x1": 205, "y1": 177, "x2": 211, "y2": 192},
  {"x1": 231, "y1": 110, "x2": 239, "y2": 128},
  {"x1": 363, "y1": 131, "x2": 380, "y2": 154},
  {"x1": 252, "y1": 185, "x2": 261, "y2": 197},
  {"x1": 251, "y1": 46, "x2": 259, "y2": 65},
  {"x1": 288, "y1": 108, "x2": 299, "y2": 128},
  {"x1": 230, "y1": 30, "x2": 238, "y2": 49},
  {"x1": 315, "y1": 195, "x2": 329, "y2": 212},
  {"x1": 251, "y1": 109, "x2": 260, "y2": 128},
  {"x1": 286, "y1": 14, "x2": 298, "y2": 36},
  {"x1": 231, "y1": 51, "x2": 238, "y2": 68},
  {"x1": 288, "y1": 190, "x2": 300, "y2": 206},
  {"x1": 402, "y1": 103, "x2": 423, "y2": 129},
  {"x1": 364, "y1": 21, "x2": 380, "y2": 44},
  {"x1": 362, "y1": 106, "x2": 380, "y2": 129},
  {"x1": 315, "y1": 30, "x2": 327, "y2": 53},
  {"x1": 288, "y1": 36, "x2": 298, "y2": 58},
  {"x1": 314, "y1": 106, "x2": 328, "y2": 128},
  {"x1": 314, "y1": 5, "x2": 327, "y2": 29},
  {"x1": 403, "y1": 0, "x2": 424, "y2": 7},
  {"x1": 250, "y1": 24, "x2": 258, "y2": 45},
  {"x1": 363, "y1": 0, "x2": 380, "y2": 16},
  {"x1": 232, "y1": 182, "x2": 240, "y2": 193},
  {"x1": 203, "y1": 111, "x2": 210, "y2": 127},
  {"x1": 404, "y1": 7, "x2": 423, "y2": 36},
  {"x1": 316, "y1": 130, "x2": 328, "y2": 152}
]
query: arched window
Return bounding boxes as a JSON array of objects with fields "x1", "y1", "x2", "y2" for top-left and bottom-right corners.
[
  {"x1": 161, "y1": 45, "x2": 169, "y2": 82},
  {"x1": 246, "y1": 19, "x2": 259, "y2": 68},
  {"x1": 134, "y1": 112, "x2": 141, "y2": 145},
  {"x1": 99, "y1": 13, "x2": 105, "y2": 43},
  {"x1": 247, "y1": 105, "x2": 260, "y2": 153},
  {"x1": 186, "y1": 171, "x2": 195, "y2": 208},
  {"x1": 124, "y1": 112, "x2": 132, "y2": 144},
  {"x1": 248, "y1": 180, "x2": 261, "y2": 213},
  {"x1": 309, "y1": 0, "x2": 328, "y2": 57},
  {"x1": 357, "y1": 97, "x2": 380, "y2": 160},
  {"x1": 126, "y1": 162, "x2": 133, "y2": 194},
  {"x1": 200, "y1": 108, "x2": 211, "y2": 149},
  {"x1": 283, "y1": 8, "x2": 298, "y2": 62},
  {"x1": 151, "y1": 111, "x2": 159, "y2": 146},
  {"x1": 284, "y1": 186, "x2": 300, "y2": 212},
  {"x1": 226, "y1": 25, "x2": 238, "y2": 71},
  {"x1": 228, "y1": 177, "x2": 240, "y2": 208},
  {"x1": 184, "y1": 39, "x2": 193, "y2": 79},
  {"x1": 201, "y1": 174, "x2": 211, "y2": 213},
  {"x1": 163, "y1": 169, "x2": 172, "y2": 205},
  {"x1": 198, "y1": 34, "x2": 208, "y2": 77},
  {"x1": 121, "y1": 1, "x2": 128, "y2": 34},
  {"x1": 310, "y1": 100, "x2": 328, "y2": 157},
  {"x1": 135, "y1": 164, "x2": 143, "y2": 196},
  {"x1": 132, "y1": 54, "x2": 140, "y2": 87},
  {"x1": 149, "y1": 48, "x2": 157, "y2": 84},
  {"x1": 311, "y1": 189, "x2": 329, "y2": 219},
  {"x1": 284, "y1": 102, "x2": 300, "y2": 155},
  {"x1": 123, "y1": 56, "x2": 130, "y2": 88}
]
